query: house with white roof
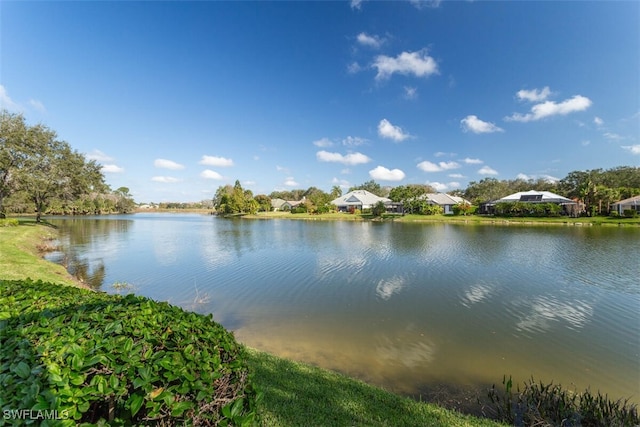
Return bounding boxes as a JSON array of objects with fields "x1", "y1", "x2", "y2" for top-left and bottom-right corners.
[
  {"x1": 271, "y1": 197, "x2": 304, "y2": 211},
  {"x1": 611, "y1": 195, "x2": 640, "y2": 216},
  {"x1": 480, "y1": 190, "x2": 578, "y2": 215},
  {"x1": 423, "y1": 193, "x2": 471, "y2": 215},
  {"x1": 330, "y1": 190, "x2": 391, "y2": 212}
]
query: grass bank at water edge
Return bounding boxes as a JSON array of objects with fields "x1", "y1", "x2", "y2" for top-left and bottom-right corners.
[
  {"x1": 0, "y1": 219, "x2": 79, "y2": 287},
  {"x1": 243, "y1": 211, "x2": 640, "y2": 226}
]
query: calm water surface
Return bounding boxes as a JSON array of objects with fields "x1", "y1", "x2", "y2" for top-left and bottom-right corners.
[{"x1": 46, "y1": 213, "x2": 640, "y2": 406}]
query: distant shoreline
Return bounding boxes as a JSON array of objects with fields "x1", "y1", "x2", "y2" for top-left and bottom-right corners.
[
  {"x1": 239, "y1": 211, "x2": 640, "y2": 227},
  {"x1": 9, "y1": 210, "x2": 640, "y2": 226}
]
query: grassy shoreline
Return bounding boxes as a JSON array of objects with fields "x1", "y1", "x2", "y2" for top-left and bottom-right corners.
[
  {"x1": 242, "y1": 211, "x2": 640, "y2": 226},
  {"x1": 1, "y1": 222, "x2": 504, "y2": 426},
  {"x1": 0, "y1": 220, "x2": 84, "y2": 288}
]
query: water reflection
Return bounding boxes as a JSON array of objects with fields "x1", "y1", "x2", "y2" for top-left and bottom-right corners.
[
  {"x1": 374, "y1": 324, "x2": 436, "y2": 368},
  {"x1": 46, "y1": 216, "x2": 133, "y2": 289},
  {"x1": 46, "y1": 215, "x2": 640, "y2": 404},
  {"x1": 460, "y1": 282, "x2": 494, "y2": 307},
  {"x1": 375, "y1": 275, "x2": 407, "y2": 300},
  {"x1": 513, "y1": 295, "x2": 594, "y2": 335}
]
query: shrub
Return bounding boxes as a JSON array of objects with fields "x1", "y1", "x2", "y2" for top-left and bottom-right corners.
[
  {"x1": 485, "y1": 375, "x2": 638, "y2": 426},
  {"x1": 0, "y1": 218, "x2": 19, "y2": 227},
  {"x1": 0, "y1": 279, "x2": 259, "y2": 426},
  {"x1": 371, "y1": 201, "x2": 386, "y2": 217},
  {"x1": 623, "y1": 209, "x2": 638, "y2": 218},
  {"x1": 290, "y1": 206, "x2": 307, "y2": 214},
  {"x1": 420, "y1": 204, "x2": 443, "y2": 215},
  {"x1": 452, "y1": 203, "x2": 475, "y2": 216}
]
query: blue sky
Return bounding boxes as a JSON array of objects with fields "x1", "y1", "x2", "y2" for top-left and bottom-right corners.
[{"x1": 2, "y1": 1, "x2": 638, "y2": 202}]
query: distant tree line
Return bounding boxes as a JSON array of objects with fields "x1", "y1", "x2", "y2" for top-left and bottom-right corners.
[
  {"x1": 463, "y1": 166, "x2": 640, "y2": 216},
  {"x1": 214, "y1": 167, "x2": 639, "y2": 217},
  {"x1": 0, "y1": 111, "x2": 134, "y2": 221}
]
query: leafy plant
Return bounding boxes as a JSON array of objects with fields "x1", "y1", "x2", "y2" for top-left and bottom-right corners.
[
  {"x1": 0, "y1": 279, "x2": 260, "y2": 426},
  {"x1": 0, "y1": 218, "x2": 19, "y2": 227}
]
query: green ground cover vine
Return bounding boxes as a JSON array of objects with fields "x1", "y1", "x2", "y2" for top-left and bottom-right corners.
[{"x1": 0, "y1": 279, "x2": 259, "y2": 426}]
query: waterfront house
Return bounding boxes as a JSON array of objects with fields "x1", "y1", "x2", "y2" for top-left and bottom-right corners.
[
  {"x1": 271, "y1": 198, "x2": 305, "y2": 211},
  {"x1": 423, "y1": 193, "x2": 471, "y2": 215},
  {"x1": 611, "y1": 195, "x2": 640, "y2": 216},
  {"x1": 270, "y1": 198, "x2": 287, "y2": 211},
  {"x1": 480, "y1": 190, "x2": 578, "y2": 215},
  {"x1": 330, "y1": 190, "x2": 391, "y2": 212}
]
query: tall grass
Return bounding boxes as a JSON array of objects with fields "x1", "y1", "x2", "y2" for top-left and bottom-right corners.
[{"x1": 484, "y1": 376, "x2": 638, "y2": 426}]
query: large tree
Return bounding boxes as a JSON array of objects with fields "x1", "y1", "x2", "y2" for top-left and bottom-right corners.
[
  {"x1": 1, "y1": 111, "x2": 108, "y2": 221},
  {"x1": 213, "y1": 180, "x2": 257, "y2": 214},
  {"x1": 0, "y1": 112, "x2": 33, "y2": 217},
  {"x1": 349, "y1": 180, "x2": 387, "y2": 197}
]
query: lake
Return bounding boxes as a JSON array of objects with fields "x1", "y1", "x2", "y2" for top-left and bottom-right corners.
[{"x1": 46, "y1": 213, "x2": 640, "y2": 409}]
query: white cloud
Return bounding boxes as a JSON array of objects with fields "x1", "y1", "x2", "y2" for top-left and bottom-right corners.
[
  {"x1": 284, "y1": 177, "x2": 299, "y2": 187},
  {"x1": 516, "y1": 86, "x2": 551, "y2": 102},
  {"x1": 199, "y1": 155, "x2": 234, "y2": 167},
  {"x1": 200, "y1": 170, "x2": 224, "y2": 180},
  {"x1": 313, "y1": 137, "x2": 334, "y2": 147},
  {"x1": 378, "y1": 119, "x2": 411, "y2": 142},
  {"x1": 357, "y1": 32, "x2": 384, "y2": 49},
  {"x1": 350, "y1": 0, "x2": 364, "y2": 10},
  {"x1": 461, "y1": 115, "x2": 504, "y2": 134},
  {"x1": 276, "y1": 165, "x2": 290, "y2": 173},
  {"x1": 332, "y1": 177, "x2": 351, "y2": 187},
  {"x1": 369, "y1": 165, "x2": 406, "y2": 181},
  {"x1": 542, "y1": 175, "x2": 560, "y2": 183},
  {"x1": 342, "y1": 136, "x2": 367, "y2": 146},
  {"x1": 410, "y1": 0, "x2": 442, "y2": 9},
  {"x1": 478, "y1": 166, "x2": 498, "y2": 175},
  {"x1": 316, "y1": 150, "x2": 371, "y2": 165},
  {"x1": 417, "y1": 160, "x2": 461, "y2": 172},
  {"x1": 439, "y1": 161, "x2": 460, "y2": 170},
  {"x1": 373, "y1": 49, "x2": 439, "y2": 81},
  {"x1": 622, "y1": 145, "x2": 640, "y2": 155},
  {"x1": 463, "y1": 157, "x2": 483, "y2": 164},
  {"x1": 154, "y1": 158, "x2": 185, "y2": 170},
  {"x1": 152, "y1": 176, "x2": 181, "y2": 183},
  {"x1": 0, "y1": 85, "x2": 20, "y2": 111},
  {"x1": 102, "y1": 164, "x2": 124, "y2": 173},
  {"x1": 594, "y1": 116, "x2": 604, "y2": 127},
  {"x1": 434, "y1": 151, "x2": 455, "y2": 157},
  {"x1": 86, "y1": 150, "x2": 114, "y2": 162},
  {"x1": 347, "y1": 62, "x2": 363, "y2": 74},
  {"x1": 404, "y1": 86, "x2": 418, "y2": 100},
  {"x1": 427, "y1": 181, "x2": 448, "y2": 191},
  {"x1": 448, "y1": 173, "x2": 465, "y2": 179},
  {"x1": 28, "y1": 99, "x2": 46, "y2": 113},
  {"x1": 506, "y1": 95, "x2": 592, "y2": 122},
  {"x1": 516, "y1": 173, "x2": 532, "y2": 180},
  {"x1": 603, "y1": 132, "x2": 624, "y2": 141}
]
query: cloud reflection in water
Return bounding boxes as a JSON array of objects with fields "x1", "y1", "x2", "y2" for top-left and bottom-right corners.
[
  {"x1": 514, "y1": 295, "x2": 594, "y2": 334},
  {"x1": 376, "y1": 275, "x2": 407, "y2": 300}
]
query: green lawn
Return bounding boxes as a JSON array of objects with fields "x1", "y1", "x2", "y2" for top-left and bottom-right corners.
[
  {"x1": 0, "y1": 221, "x2": 79, "y2": 286},
  {"x1": 246, "y1": 349, "x2": 503, "y2": 427}
]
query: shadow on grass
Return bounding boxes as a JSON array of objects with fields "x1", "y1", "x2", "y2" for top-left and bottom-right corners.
[{"x1": 245, "y1": 349, "x2": 501, "y2": 427}]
